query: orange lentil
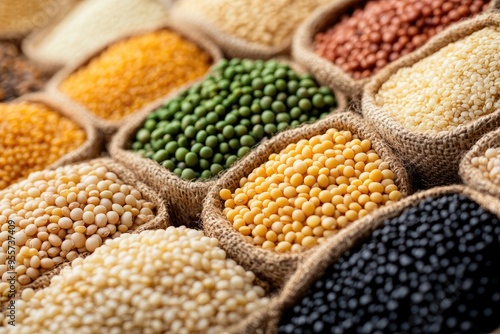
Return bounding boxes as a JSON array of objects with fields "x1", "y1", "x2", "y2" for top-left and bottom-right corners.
[
  {"x1": 60, "y1": 30, "x2": 212, "y2": 121},
  {"x1": 0, "y1": 102, "x2": 86, "y2": 189}
]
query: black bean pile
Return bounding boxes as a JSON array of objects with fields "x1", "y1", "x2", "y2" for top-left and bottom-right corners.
[{"x1": 279, "y1": 194, "x2": 500, "y2": 334}]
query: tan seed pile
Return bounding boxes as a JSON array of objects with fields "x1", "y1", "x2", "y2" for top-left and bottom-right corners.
[
  {"x1": 471, "y1": 147, "x2": 500, "y2": 185},
  {"x1": 9, "y1": 227, "x2": 269, "y2": 333},
  {"x1": 221, "y1": 128, "x2": 402, "y2": 253},
  {"x1": 175, "y1": 0, "x2": 331, "y2": 47},
  {"x1": 376, "y1": 27, "x2": 500, "y2": 133},
  {"x1": 0, "y1": 161, "x2": 155, "y2": 300}
]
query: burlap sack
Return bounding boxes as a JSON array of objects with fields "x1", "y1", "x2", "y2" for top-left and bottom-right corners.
[
  {"x1": 362, "y1": 13, "x2": 500, "y2": 188},
  {"x1": 201, "y1": 111, "x2": 411, "y2": 289},
  {"x1": 109, "y1": 61, "x2": 348, "y2": 229},
  {"x1": 1, "y1": 157, "x2": 170, "y2": 313},
  {"x1": 459, "y1": 128, "x2": 500, "y2": 198},
  {"x1": 293, "y1": 0, "x2": 500, "y2": 100},
  {"x1": 44, "y1": 19, "x2": 223, "y2": 141},
  {"x1": 171, "y1": 2, "x2": 290, "y2": 59},
  {"x1": 240, "y1": 184, "x2": 500, "y2": 334},
  {"x1": 21, "y1": 0, "x2": 171, "y2": 74},
  {"x1": 12, "y1": 92, "x2": 101, "y2": 176}
]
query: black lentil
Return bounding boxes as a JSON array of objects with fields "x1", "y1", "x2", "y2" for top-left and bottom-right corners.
[
  {"x1": 131, "y1": 58, "x2": 337, "y2": 180},
  {"x1": 278, "y1": 194, "x2": 500, "y2": 334}
]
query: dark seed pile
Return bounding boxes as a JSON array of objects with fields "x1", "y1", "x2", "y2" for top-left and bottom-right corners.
[
  {"x1": 279, "y1": 194, "x2": 500, "y2": 334},
  {"x1": 131, "y1": 58, "x2": 337, "y2": 181}
]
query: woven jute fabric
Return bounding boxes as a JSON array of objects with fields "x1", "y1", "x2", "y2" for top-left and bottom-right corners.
[
  {"x1": 171, "y1": 4, "x2": 290, "y2": 59},
  {"x1": 246, "y1": 184, "x2": 500, "y2": 334},
  {"x1": 362, "y1": 13, "x2": 500, "y2": 188},
  {"x1": 109, "y1": 62, "x2": 348, "y2": 228},
  {"x1": 292, "y1": 0, "x2": 367, "y2": 100},
  {"x1": 1, "y1": 157, "x2": 170, "y2": 311},
  {"x1": 460, "y1": 128, "x2": 500, "y2": 198},
  {"x1": 201, "y1": 111, "x2": 411, "y2": 289},
  {"x1": 44, "y1": 18, "x2": 223, "y2": 141},
  {"x1": 15, "y1": 92, "x2": 102, "y2": 171}
]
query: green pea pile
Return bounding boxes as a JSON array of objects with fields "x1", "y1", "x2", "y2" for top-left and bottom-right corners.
[{"x1": 132, "y1": 58, "x2": 337, "y2": 180}]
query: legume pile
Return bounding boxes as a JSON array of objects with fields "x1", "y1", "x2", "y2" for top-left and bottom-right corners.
[
  {"x1": 471, "y1": 148, "x2": 500, "y2": 184},
  {"x1": 176, "y1": 0, "x2": 331, "y2": 47},
  {"x1": 375, "y1": 27, "x2": 500, "y2": 133},
  {"x1": 279, "y1": 194, "x2": 500, "y2": 333},
  {"x1": 0, "y1": 0, "x2": 60, "y2": 37},
  {"x1": 9, "y1": 227, "x2": 269, "y2": 333},
  {"x1": 0, "y1": 161, "x2": 155, "y2": 299},
  {"x1": 220, "y1": 128, "x2": 402, "y2": 253},
  {"x1": 0, "y1": 42, "x2": 44, "y2": 102},
  {"x1": 59, "y1": 30, "x2": 212, "y2": 122},
  {"x1": 31, "y1": 0, "x2": 169, "y2": 66},
  {"x1": 315, "y1": 0, "x2": 490, "y2": 79},
  {"x1": 0, "y1": 101, "x2": 86, "y2": 189},
  {"x1": 132, "y1": 58, "x2": 337, "y2": 180}
]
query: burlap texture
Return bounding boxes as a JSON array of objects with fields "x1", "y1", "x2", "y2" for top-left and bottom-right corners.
[
  {"x1": 15, "y1": 92, "x2": 102, "y2": 173},
  {"x1": 246, "y1": 184, "x2": 500, "y2": 334},
  {"x1": 201, "y1": 111, "x2": 411, "y2": 289},
  {"x1": 459, "y1": 128, "x2": 500, "y2": 198},
  {"x1": 171, "y1": 3, "x2": 290, "y2": 59},
  {"x1": 1, "y1": 157, "x2": 170, "y2": 312},
  {"x1": 44, "y1": 18, "x2": 223, "y2": 141},
  {"x1": 293, "y1": 0, "x2": 500, "y2": 100},
  {"x1": 109, "y1": 62, "x2": 348, "y2": 229},
  {"x1": 362, "y1": 13, "x2": 500, "y2": 188}
]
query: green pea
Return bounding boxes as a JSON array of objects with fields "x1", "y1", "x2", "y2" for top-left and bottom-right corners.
[
  {"x1": 229, "y1": 138, "x2": 240, "y2": 150},
  {"x1": 260, "y1": 96, "x2": 273, "y2": 110},
  {"x1": 240, "y1": 135, "x2": 255, "y2": 147},
  {"x1": 196, "y1": 130, "x2": 208, "y2": 144},
  {"x1": 235, "y1": 125, "x2": 248, "y2": 136},
  {"x1": 276, "y1": 92, "x2": 287, "y2": 102},
  {"x1": 185, "y1": 152, "x2": 199, "y2": 167},
  {"x1": 253, "y1": 90, "x2": 263, "y2": 98},
  {"x1": 181, "y1": 101, "x2": 193, "y2": 113},
  {"x1": 309, "y1": 116, "x2": 317, "y2": 123},
  {"x1": 277, "y1": 122, "x2": 289, "y2": 132},
  {"x1": 324, "y1": 95, "x2": 336, "y2": 106},
  {"x1": 263, "y1": 84, "x2": 277, "y2": 97},
  {"x1": 168, "y1": 101, "x2": 180, "y2": 113},
  {"x1": 240, "y1": 119, "x2": 251, "y2": 127},
  {"x1": 131, "y1": 142, "x2": 143, "y2": 151},
  {"x1": 239, "y1": 106, "x2": 251, "y2": 118},
  {"x1": 300, "y1": 78, "x2": 316, "y2": 88},
  {"x1": 264, "y1": 123, "x2": 277, "y2": 134},
  {"x1": 199, "y1": 159, "x2": 210, "y2": 170},
  {"x1": 299, "y1": 114, "x2": 309, "y2": 123},
  {"x1": 224, "y1": 67, "x2": 235, "y2": 79},
  {"x1": 238, "y1": 146, "x2": 251, "y2": 157},
  {"x1": 162, "y1": 134, "x2": 172, "y2": 142},
  {"x1": 175, "y1": 147, "x2": 189, "y2": 162},
  {"x1": 204, "y1": 100, "x2": 216, "y2": 111},
  {"x1": 252, "y1": 124, "x2": 265, "y2": 139},
  {"x1": 241, "y1": 86, "x2": 253, "y2": 95},
  {"x1": 288, "y1": 80, "x2": 299, "y2": 94},
  {"x1": 165, "y1": 124, "x2": 180, "y2": 136},
  {"x1": 275, "y1": 68, "x2": 287, "y2": 79},
  {"x1": 152, "y1": 139, "x2": 166, "y2": 151},
  {"x1": 223, "y1": 125, "x2": 235, "y2": 139},
  {"x1": 226, "y1": 155, "x2": 238, "y2": 167},
  {"x1": 287, "y1": 96, "x2": 299, "y2": 108},
  {"x1": 215, "y1": 105, "x2": 226, "y2": 116},
  {"x1": 184, "y1": 125, "x2": 196, "y2": 139},
  {"x1": 307, "y1": 88, "x2": 318, "y2": 97},
  {"x1": 165, "y1": 142, "x2": 179, "y2": 154},
  {"x1": 200, "y1": 170, "x2": 212, "y2": 179},
  {"x1": 161, "y1": 160, "x2": 175, "y2": 171},
  {"x1": 219, "y1": 79, "x2": 230, "y2": 90},
  {"x1": 251, "y1": 115, "x2": 261, "y2": 124},
  {"x1": 144, "y1": 119, "x2": 157, "y2": 131},
  {"x1": 219, "y1": 142, "x2": 229, "y2": 154},
  {"x1": 299, "y1": 99, "x2": 312, "y2": 111},
  {"x1": 225, "y1": 114, "x2": 238, "y2": 125},
  {"x1": 276, "y1": 113, "x2": 291, "y2": 123},
  {"x1": 206, "y1": 125, "x2": 217, "y2": 135},
  {"x1": 177, "y1": 136, "x2": 189, "y2": 148},
  {"x1": 136, "y1": 129, "x2": 150, "y2": 143},
  {"x1": 290, "y1": 107, "x2": 302, "y2": 119},
  {"x1": 205, "y1": 136, "x2": 218, "y2": 148},
  {"x1": 151, "y1": 128, "x2": 166, "y2": 141},
  {"x1": 217, "y1": 134, "x2": 225, "y2": 143},
  {"x1": 173, "y1": 168, "x2": 182, "y2": 176},
  {"x1": 215, "y1": 121, "x2": 226, "y2": 131},
  {"x1": 251, "y1": 104, "x2": 261, "y2": 114},
  {"x1": 275, "y1": 79, "x2": 286, "y2": 92},
  {"x1": 291, "y1": 120, "x2": 300, "y2": 127},
  {"x1": 210, "y1": 164, "x2": 224, "y2": 175},
  {"x1": 319, "y1": 86, "x2": 332, "y2": 95},
  {"x1": 297, "y1": 87, "x2": 309, "y2": 98},
  {"x1": 194, "y1": 118, "x2": 207, "y2": 131},
  {"x1": 206, "y1": 112, "x2": 219, "y2": 124},
  {"x1": 181, "y1": 115, "x2": 195, "y2": 129},
  {"x1": 262, "y1": 111, "x2": 275, "y2": 124},
  {"x1": 239, "y1": 94, "x2": 252, "y2": 106},
  {"x1": 213, "y1": 153, "x2": 224, "y2": 164},
  {"x1": 192, "y1": 143, "x2": 203, "y2": 154},
  {"x1": 272, "y1": 101, "x2": 285, "y2": 113},
  {"x1": 263, "y1": 74, "x2": 275, "y2": 84},
  {"x1": 181, "y1": 168, "x2": 196, "y2": 180}
]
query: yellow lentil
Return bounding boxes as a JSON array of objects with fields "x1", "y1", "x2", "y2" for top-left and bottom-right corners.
[
  {"x1": 221, "y1": 129, "x2": 402, "y2": 252},
  {"x1": 60, "y1": 30, "x2": 212, "y2": 121},
  {"x1": 0, "y1": 102, "x2": 86, "y2": 189}
]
